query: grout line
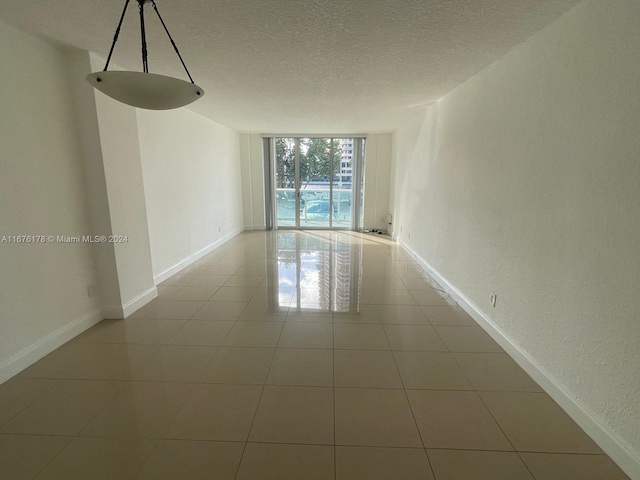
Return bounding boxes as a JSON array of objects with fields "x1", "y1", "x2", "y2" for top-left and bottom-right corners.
[
  {"x1": 332, "y1": 319, "x2": 337, "y2": 480},
  {"x1": 516, "y1": 450, "x2": 538, "y2": 479},
  {"x1": 25, "y1": 434, "x2": 75, "y2": 478},
  {"x1": 0, "y1": 377, "x2": 61, "y2": 430},
  {"x1": 232, "y1": 312, "x2": 282, "y2": 480},
  {"x1": 384, "y1": 327, "x2": 438, "y2": 480}
]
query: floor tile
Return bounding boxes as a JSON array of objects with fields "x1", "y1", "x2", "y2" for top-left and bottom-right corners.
[
  {"x1": 211, "y1": 286, "x2": 257, "y2": 302},
  {"x1": 421, "y1": 305, "x2": 477, "y2": 325},
  {"x1": 453, "y1": 353, "x2": 542, "y2": 391},
  {"x1": 200, "y1": 347, "x2": 274, "y2": 384},
  {"x1": 252, "y1": 288, "x2": 294, "y2": 305},
  {"x1": 135, "y1": 440, "x2": 244, "y2": 480},
  {"x1": 144, "y1": 300, "x2": 206, "y2": 319},
  {"x1": 434, "y1": 326, "x2": 503, "y2": 352},
  {"x1": 334, "y1": 350, "x2": 402, "y2": 388},
  {"x1": 397, "y1": 267, "x2": 424, "y2": 279},
  {"x1": 238, "y1": 311, "x2": 287, "y2": 322},
  {"x1": 267, "y1": 348, "x2": 333, "y2": 386},
  {"x1": 296, "y1": 290, "x2": 331, "y2": 309},
  {"x1": 35, "y1": 437, "x2": 156, "y2": 480},
  {"x1": 177, "y1": 264, "x2": 212, "y2": 275},
  {"x1": 518, "y1": 452, "x2": 630, "y2": 480},
  {"x1": 73, "y1": 318, "x2": 186, "y2": 345},
  {"x1": 361, "y1": 277, "x2": 407, "y2": 290},
  {"x1": 383, "y1": 324, "x2": 447, "y2": 351},
  {"x1": 400, "y1": 278, "x2": 438, "y2": 290},
  {"x1": 278, "y1": 323, "x2": 333, "y2": 348},
  {"x1": 191, "y1": 301, "x2": 247, "y2": 321},
  {"x1": 223, "y1": 322, "x2": 284, "y2": 347},
  {"x1": 224, "y1": 275, "x2": 266, "y2": 287},
  {"x1": 334, "y1": 324, "x2": 389, "y2": 350},
  {"x1": 249, "y1": 386, "x2": 334, "y2": 444},
  {"x1": 242, "y1": 300, "x2": 289, "y2": 315},
  {"x1": 81, "y1": 382, "x2": 192, "y2": 438},
  {"x1": 171, "y1": 286, "x2": 220, "y2": 301},
  {"x1": 336, "y1": 446, "x2": 434, "y2": 480},
  {"x1": 407, "y1": 390, "x2": 513, "y2": 450},
  {"x1": 203, "y1": 265, "x2": 242, "y2": 276},
  {"x1": 480, "y1": 392, "x2": 602, "y2": 453},
  {"x1": 1, "y1": 379, "x2": 123, "y2": 435},
  {"x1": 333, "y1": 309, "x2": 381, "y2": 324},
  {"x1": 3, "y1": 231, "x2": 626, "y2": 480},
  {"x1": 0, "y1": 434, "x2": 71, "y2": 480},
  {"x1": 393, "y1": 351, "x2": 473, "y2": 390},
  {"x1": 188, "y1": 275, "x2": 231, "y2": 288},
  {"x1": 286, "y1": 311, "x2": 334, "y2": 323},
  {"x1": 409, "y1": 289, "x2": 451, "y2": 305},
  {"x1": 127, "y1": 298, "x2": 162, "y2": 319},
  {"x1": 168, "y1": 321, "x2": 235, "y2": 346},
  {"x1": 0, "y1": 378, "x2": 59, "y2": 426},
  {"x1": 236, "y1": 443, "x2": 334, "y2": 480},
  {"x1": 133, "y1": 345, "x2": 217, "y2": 382},
  {"x1": 228, "y1": 266, "x2": 268, "y2": 277},
  {"x1": 164, "y1": 384, "x2": 262, "y2": 441},
  {"x1": 216, "y1": 257, "x2": 247, "y2": 266},
  {"x1": 335, "y1": 388, "x2": 422, "y2": 447},
  {"x1": 360, "y1": 267, "x2": 396, "y2": 278},
  {"x1": 377, "y1": 305, "x2": 431, "y2": 325},
  {"x1": 156, "y1": 285, "x2": 184, "y2": 298},
  {"x1": 427, "y1": 449, "x2": 534, "y2": 480},
  {"x1": 361, "y1": 288, "x2": 417, "y2": 305},
  {"x1": 19, "y1": 343, "x2": 158, "y2": 380},
  {"x1": 159, "y1": 274, "x2": 198, "y2": 287}
]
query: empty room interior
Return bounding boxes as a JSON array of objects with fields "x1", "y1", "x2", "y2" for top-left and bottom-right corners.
[{"x1": 0, "y1": 0, "x2": 638, "y2": 479}]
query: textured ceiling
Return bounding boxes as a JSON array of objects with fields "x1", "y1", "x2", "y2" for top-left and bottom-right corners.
[{"x1": 0, "y1": 0, "x2": 580, "y2": 133}]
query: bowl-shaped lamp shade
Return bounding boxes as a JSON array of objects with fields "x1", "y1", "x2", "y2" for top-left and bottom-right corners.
[{"x1": 86, "y1": 71, "x2": 204, "y2": 110}]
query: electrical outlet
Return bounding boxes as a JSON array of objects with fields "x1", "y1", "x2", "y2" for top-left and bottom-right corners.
[
  {"x1": 218, "y1": 226, "x2": 221, "y2": 232},
  {"x1": 87, "y1": 284, "x2": 97, "y2": 298},
  {"x1": 490, "y1": 294, "x2": 497, "y2": 307},
  {"x1": 401, "y1": 226, "x2": 403, "y2": 233},
  {"x1": 408, "y1": 232, "x2": 411, "y2": 240}
]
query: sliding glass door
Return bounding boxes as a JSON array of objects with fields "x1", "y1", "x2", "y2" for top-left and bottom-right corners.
[
  {"x1": 274, "y1": 137, "x2": 363, "y2": 230},
  {"x1": 274, "y1": 138, "x2": 297, "y2": 227}
]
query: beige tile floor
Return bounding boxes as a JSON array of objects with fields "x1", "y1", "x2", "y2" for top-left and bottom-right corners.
[{"x1": 0, "y1": 231, "x2": 630, "y2": 479}]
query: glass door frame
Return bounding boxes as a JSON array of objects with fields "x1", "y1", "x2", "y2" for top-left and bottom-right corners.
[{"x1": 270, "y1": 136, "x2": 364, "y2": 231}]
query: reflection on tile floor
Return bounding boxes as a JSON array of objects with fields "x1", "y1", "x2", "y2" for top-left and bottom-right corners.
[{"x1": 0, "y1": 231, "x2": 630, "y2": 479}]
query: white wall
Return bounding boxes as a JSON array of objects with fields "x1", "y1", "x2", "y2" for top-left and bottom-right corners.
[
  {"x1": 0, "y1": 25, "x2": 243, "y2": 380},
  {"x1": 363, "y1": 133, "x2": 392, "y2": 232},
  {"x1": 391, "y1": 0, "x2": 640, "y2": 475},
  {"x1": 66, "y1": 49, "x2": 122, "y2": 311},
  {"x1": 90, "y1": 55, "x2": 156, "y2": 315},
  {"x1": 137, "y1": 108, "x2": 244, "y2": 281},
  {"x1": 239, "y1": 133, "x2": 266, "y2": 230},
  {"x1": 0, "y1": 23, "x2": 102, "y2": 381}
]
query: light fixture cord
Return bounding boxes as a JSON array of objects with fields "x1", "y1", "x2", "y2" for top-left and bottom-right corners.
[
  {"x1": 150, "y1": 0, "x2": 195, "y2": 84},
  {"x1": 139, "y1": 1, "x2": 149, "y2": 73},
  {"x1": 103, "y1": 0, "x2": 131, "y2": 71}
]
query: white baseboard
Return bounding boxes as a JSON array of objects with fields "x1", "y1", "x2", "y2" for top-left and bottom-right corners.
[
  {"x1": 398, "y1": 239, "x2": 640, "y2": 480},
  {"x1": 122, "y1": 286, "x2": 158, "y2": 318},
  {"x1": 0, "y1": 309, "x2": 104, "y2": 385},
  {"x1": 101, "y1": 305, "x2": 125, "y2": 319},
  {"x1": 101, "y1": 286, "x2": 158, "y2": 319},
  {"x1": 154, "y1": 227, "x2": 245, "y2": 284}
]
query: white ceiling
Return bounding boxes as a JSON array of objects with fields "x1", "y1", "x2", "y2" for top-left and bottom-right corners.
[{"x1": 0, "y1": 0, "x2": 580, "y2": 133}]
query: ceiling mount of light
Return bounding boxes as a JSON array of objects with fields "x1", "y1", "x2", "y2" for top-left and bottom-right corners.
[{"x1": 86, "y1": 0, "x2": 204, "y2": 110}]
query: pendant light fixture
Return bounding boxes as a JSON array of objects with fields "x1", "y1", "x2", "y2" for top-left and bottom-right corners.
[{"x1": 86, "y1": 0, "x2": 204, "y2": 110}]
